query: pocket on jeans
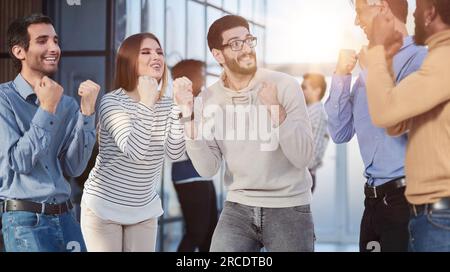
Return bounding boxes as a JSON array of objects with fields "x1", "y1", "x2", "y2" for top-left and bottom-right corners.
[
  {"x1": 7, "y1": 212, "x2": 40, "y2": 228},
  {"x1": 292, "y1": 205, "x2": 312, "y2": 214},
  {"x1": 427, "y1": 213, "x2": 450, "y2": 231}
]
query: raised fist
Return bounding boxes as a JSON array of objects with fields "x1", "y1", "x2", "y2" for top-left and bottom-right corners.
[
  {"x1": 35, "y1": 76, "x2": 63, "y2": 114},
  {"x1": 78, "y1": 80, "x2": 101, "y2": 116}
]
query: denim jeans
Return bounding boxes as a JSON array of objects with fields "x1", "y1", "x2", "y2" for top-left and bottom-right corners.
[
  {"x1": 1, "y1": 210, "x2": 87, "y2": 252},
  {"x1": 210, "y1": 201, "x2": 314, "y2": 252},
  {"x1": 408, "y1": 208, "x2": 450, "y2": 252}
]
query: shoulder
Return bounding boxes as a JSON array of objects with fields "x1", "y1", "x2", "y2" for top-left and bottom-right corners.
[
  {"x1": 260, "y1": 68, "x2": 299, "y2": 87},
  {"x1": 100, "y1": 89, "x2": 125, "y2": 107}
]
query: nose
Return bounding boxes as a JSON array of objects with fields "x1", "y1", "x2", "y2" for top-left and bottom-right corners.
[
  {"x1": 48, "y1": 40, "x2": 60, "y2": 54},
  {"x1": 242, "y1": 41, "x2": 253, "y2": 54},
  {"x1": 150, "y1": 50, "x2": 160, "y2": 60}
]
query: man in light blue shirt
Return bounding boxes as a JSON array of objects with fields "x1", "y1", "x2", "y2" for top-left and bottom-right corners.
[
  {"x1": 325, "y1": 0, "x2": 427, "y2": 252},
  {"x1": 0, "y1": 14, "x2": 100, "y2": 252}
]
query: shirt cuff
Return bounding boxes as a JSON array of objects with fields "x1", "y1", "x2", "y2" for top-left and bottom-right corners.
[
  {"x1": 32, "y1": 108, "x2": 57, "y2": 132},
  {"x1": 78, "y1": 111, "x2": 96, "y2": 131}
]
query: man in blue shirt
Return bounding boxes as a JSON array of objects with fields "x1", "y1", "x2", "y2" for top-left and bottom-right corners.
[
  {"x1": 325, "y1": 0, "x2": 427, "y2": 252},
  {"x1": 0, "y1": 14, "x2": 100, "y2": 252}
]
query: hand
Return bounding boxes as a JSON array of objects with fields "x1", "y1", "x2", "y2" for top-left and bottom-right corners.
[
  {"x1": 335, "y1": 49, "x2": 358, "y2": 75},
  {"x1": 358, "y1": 46, "x2": 369, "y2": 70},
  {"x1": 258, "y1": 82, "x2": 286, "y2": 126},
  {"x1": 369, "y1": 13, "x2": 403, "y2": 59},
  {"x1": 138, "y1": 75, "x2": 159, "y2": 108},
  {"x1": 173, "y1": 77, "x2": 194, "y2": 117},
  {"x1": 78, "y1": 80, "x2": 101, "y2": 116},
  {"x1": 34, "y1": 76, "x2": 63, "y2": 114}
]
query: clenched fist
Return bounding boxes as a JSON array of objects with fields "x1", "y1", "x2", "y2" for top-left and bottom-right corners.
[
  {"x1": 336, "y1": 49, "x2": 358, "y2": 75},
  {"x1": 137, "y1": 75, "x2": 160, "y2": 108},
  {"x1": 78, "y1": 80, "x2": 101, "y2": 116},
  {"x1": 258, "y1": 82, "x2": 280, "y2": 107},
  {"x1": 258, "y1": 81, "x2": 286, "y2": 126},
  {"x1": 173, "y1": 76, "x2": 194, "y2": 117},
  {"x1": 35, "y1": 76, "x2": 63, "y2": 114},
  {"x1": 370, "y1": 13, "x2": 403, "y2": 60}
]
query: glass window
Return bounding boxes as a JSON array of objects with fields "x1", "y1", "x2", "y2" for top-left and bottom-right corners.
[
  {"x1": 55, "y1": 0, "x2": 106, "y2": 51},
  {"x1": 207, "y1": 0, "x2": 222, "y2": 8},
  {"x1": 239, "y1": 0, "x2": 253, "y2": 20},
  {"x1": 58, "y1": 56, "x2": 106, "y2": 102},
  {"x1": 187, "y1": 2, "x2": 206, "y2": 61},
  {"x1": 254, "y1": 0, "x2": 266, "y2": 24},
  {"x1": 146, "y1": 0, "x2": 165, "y2": 48},
  {"x1": 124, "y1": 0, "x2": 141, "y2": 37},
  {"x1": 223, "y1": 0, "x2": 238, "y2": 14},
  {"x1": 166, "y1": 0, "x2": 187, "y2": 66}
]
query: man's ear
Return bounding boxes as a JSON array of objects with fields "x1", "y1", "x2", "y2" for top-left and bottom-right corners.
[
  {"x1": 212, "y1": 48, "x2": 225, "y2": 66},
  {"x1": 426, "y1": 4, "x2": 439, "y2": 25},
  {"x1": 379, "y1": 0, "x2": 392, "y2": 16},
  {"x1": 12, "y1": 45, "x2": 26, "y2": 62}
]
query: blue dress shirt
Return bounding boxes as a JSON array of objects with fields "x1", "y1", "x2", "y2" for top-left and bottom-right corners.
[
  {"x1": 325, "y1": 36, "x2": 427, "y2": 186},
  {"x1": 0, "y1": 74, "x2": 96, "y2": 203}
]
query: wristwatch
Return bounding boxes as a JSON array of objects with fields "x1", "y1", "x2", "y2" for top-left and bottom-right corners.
[{"x1": 178, "y1": 112, "x2": 194, "y2": 123}]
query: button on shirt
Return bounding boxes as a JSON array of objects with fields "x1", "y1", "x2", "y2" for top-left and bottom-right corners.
[
  {"x1": 325, "y1": 36, "x2": 427, "y2": 186},
  {"x1": 0, "y1": 74, "x2": 96, "y2": 203}
]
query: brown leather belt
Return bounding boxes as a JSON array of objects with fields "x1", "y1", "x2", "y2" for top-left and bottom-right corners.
[{"x1": 1, "y1": 199, "x2": 73, "y2": 215}]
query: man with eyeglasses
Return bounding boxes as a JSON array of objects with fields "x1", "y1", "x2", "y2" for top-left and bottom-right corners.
[
  {"x1": 176, "y1": 15, "x2": 315, "y2": 252},
  {"x1": 324, "y1": 0, "x2": 427, "y2": 252}
]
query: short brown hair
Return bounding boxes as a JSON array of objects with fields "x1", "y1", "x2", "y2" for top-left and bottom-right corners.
[
  {"x1": 303, "y1": 73, "x2": 327, "y2": 99},
  {"x1": 171, "y1": 59, "x2": 204, "y2": 80},
  {"x1": 113, "y1": 33, "x2": 168, "y2": 96},
  {"x1": 207, "y1": 15, "x2": 250, "y2": 51},
  {"x1": 433, "y1": 0, "x2": 450, "y2": 25},
  {"x1": 7, "y1": 14, "x2": 54, "y2": 72}
]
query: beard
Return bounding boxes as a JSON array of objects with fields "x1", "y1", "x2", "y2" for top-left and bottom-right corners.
[
  {"x1": 413, "y1": 14, "x2": 427, "y2": 46},
  {"x1": 224, "y1": 52, "x2": 257, "y2": 76}
]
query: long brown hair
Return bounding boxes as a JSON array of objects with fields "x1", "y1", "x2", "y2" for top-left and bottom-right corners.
[{"x1": 113, "y1": 32, "x2": 168, "y2": 97}]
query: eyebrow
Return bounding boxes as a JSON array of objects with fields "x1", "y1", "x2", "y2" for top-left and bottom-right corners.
[
  {"x1": 35, "y1": 35, "x2": 58, "y2": 40},
  {"x1": 226, "y1": 34, "x2": 252, "y2": 42},
  {"x1": 140, "y1": 47, "x2": 163, "y2": 51}
]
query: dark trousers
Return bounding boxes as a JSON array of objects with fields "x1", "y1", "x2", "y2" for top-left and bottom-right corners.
[
  {"x1": 359, "y1": 187, "x2": 410, "y2": 252},
  {"x1": 174, "y1": 180, "x2": 218, "y2": 252}
]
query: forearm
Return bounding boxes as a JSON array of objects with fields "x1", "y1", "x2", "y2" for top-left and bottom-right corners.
[
  {"x1": 324, "y1": 75, "x2": 355, "y2": 143},
  {"x1": 61, "y1": 112, "x2": 96, "y2": 177},
  {"x1": 186, "y1": 139, "x2": 222, "y2": 178}
]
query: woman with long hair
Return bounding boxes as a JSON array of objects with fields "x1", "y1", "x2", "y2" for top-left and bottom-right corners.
[{"x1": 80, "y1": 33, "x2": 192, "y2": 252}]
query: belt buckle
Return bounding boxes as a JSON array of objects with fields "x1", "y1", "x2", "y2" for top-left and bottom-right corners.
[
  {"x1": 367, "y1": 185, "x2": 377, "y2": 198},
  {"x1": 41, "y1": 202, "x2": 46, "y2": 214}
]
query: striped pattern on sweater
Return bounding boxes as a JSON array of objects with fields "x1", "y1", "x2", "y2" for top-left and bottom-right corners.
[{"x1": 84, "y1": 89, "x2": 185, "y2": 207}]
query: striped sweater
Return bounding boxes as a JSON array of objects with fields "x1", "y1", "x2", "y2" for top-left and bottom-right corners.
[{"x1": 82, "y1": 89, "x2": 185, "y2": 224}]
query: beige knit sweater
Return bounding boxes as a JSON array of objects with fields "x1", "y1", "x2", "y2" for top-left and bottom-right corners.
[
  {"x1": 186, "y1": 68, "x2": 314, "y2": 208},
  {"x1": 366, "y1": 30, "x2": 450, "y2": 205}
]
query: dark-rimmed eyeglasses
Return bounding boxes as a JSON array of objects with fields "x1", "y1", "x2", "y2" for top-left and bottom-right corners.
[{"x1": 220, "y1": 36, "x2": 258, "y2": 51}]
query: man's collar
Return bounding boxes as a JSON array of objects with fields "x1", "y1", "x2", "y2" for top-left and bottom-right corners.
[{"x1": 13, "y1": 74, "x2": 36, "y2": 102}]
